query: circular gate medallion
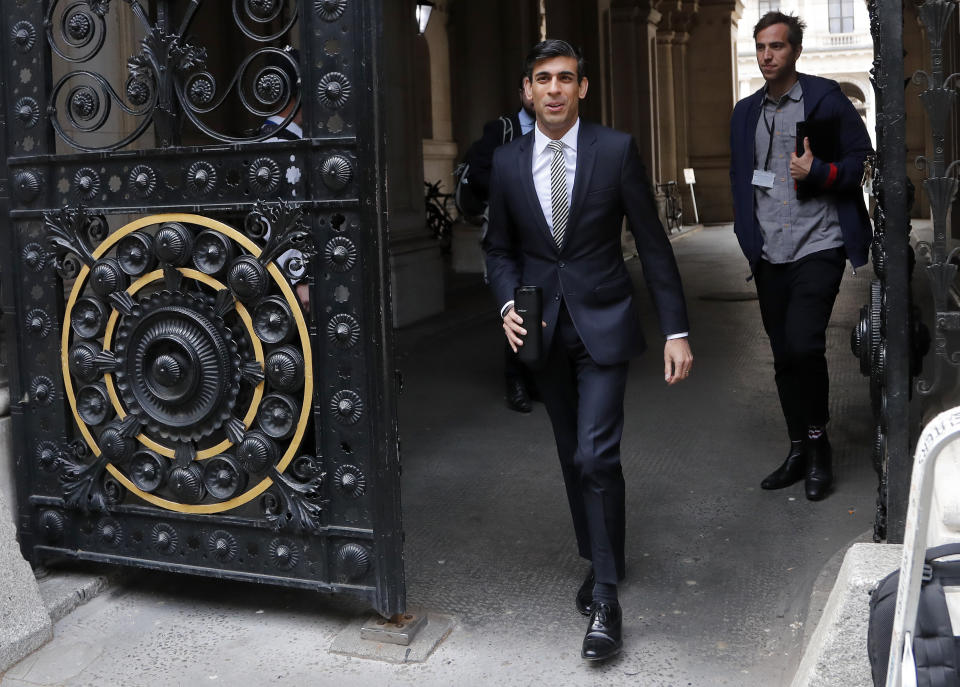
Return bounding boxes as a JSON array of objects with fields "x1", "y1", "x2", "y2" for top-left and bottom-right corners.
[{"x1": 60, "y1": 214, "x2": 313, "y2": 514}]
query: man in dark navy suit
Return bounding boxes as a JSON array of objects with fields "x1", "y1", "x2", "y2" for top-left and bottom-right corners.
[{"x1": 483, "y1": 39, "x2": 692, "y2": 661}]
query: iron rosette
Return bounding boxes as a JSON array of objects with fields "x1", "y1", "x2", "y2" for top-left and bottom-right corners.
[{"x1": 48, "y1": 207, "x2": 317, "y2": 516}]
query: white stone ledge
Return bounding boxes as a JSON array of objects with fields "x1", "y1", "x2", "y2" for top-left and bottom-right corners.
[{"x1": 792, "y1": 543, "x2": 903, "y2": 687}]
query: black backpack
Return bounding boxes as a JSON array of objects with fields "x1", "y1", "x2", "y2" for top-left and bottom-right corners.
[
  {"x1": 868, "y1": 543, "x2": 960, "y2": 687},
  {"x1": 454, "y1": 116, "x2": 516, "y2": 225}
]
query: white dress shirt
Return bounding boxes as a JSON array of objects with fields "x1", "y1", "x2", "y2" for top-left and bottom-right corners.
[
  {"x1": 532, "y1": 118, "x2": 579, "y2": 233},
  {"x1": 498, "y1": 121, "x2": 579, "y2": 318},
  {"x1": 264, "y1": 115, "x2": 302, "y2": 140}
]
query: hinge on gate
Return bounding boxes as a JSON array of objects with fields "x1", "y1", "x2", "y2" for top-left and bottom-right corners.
[{"x1": 936, "y1": 311, "x2": 960, "y2": 330}]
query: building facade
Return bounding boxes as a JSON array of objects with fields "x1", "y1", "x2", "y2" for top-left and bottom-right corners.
[{"x1": 735, "y1": 0, "x2": 875, "y2": 144}]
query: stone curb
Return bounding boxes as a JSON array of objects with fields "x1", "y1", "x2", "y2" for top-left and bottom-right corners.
[
  {"x1": 791, "y1": 542, "x2": 902, "y2": 687},
  {"x1": 0, "y1": 490, "x2": 52, "y2": 676}
]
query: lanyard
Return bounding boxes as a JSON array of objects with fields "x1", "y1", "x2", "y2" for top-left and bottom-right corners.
[{"x1": 762, "y1": 105, "x2": 776, "y2": 171}]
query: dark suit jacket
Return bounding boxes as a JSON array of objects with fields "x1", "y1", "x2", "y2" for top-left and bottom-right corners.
[
  {"x1": 483, "y1": 120, "x2": 689, "y2": 366},
  {"x1": 729, "y1": 73, "x2": 873, "y2": 271},
  {"x1": 464, "y1": 112, "x2": 523, "y2": 204}
]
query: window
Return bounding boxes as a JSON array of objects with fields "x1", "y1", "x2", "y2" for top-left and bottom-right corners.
[
  {"x1": 828, "y1": 0, "x2": 854, "y2": 33},
  {"x1": 758, "y1": 0, "x2": 779, "y2": 14}
]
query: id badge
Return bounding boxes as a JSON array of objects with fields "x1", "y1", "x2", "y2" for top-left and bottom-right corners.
[{"x1": 752, "y1": 169, "x2": 775, "y2": 189}]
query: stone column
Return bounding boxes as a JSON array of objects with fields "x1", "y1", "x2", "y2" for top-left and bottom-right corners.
[
  {"x1": 448, "y1": 0, "x2": 540, "y2": 156},
  {"x1": 544, "y1": 0, "x2": 603, "y2": 122},
  {"x1": 673, "y1": 30, "x2": 691, "y2": 179},
  {"x1": 684, "y1": 0, "x2": 743, "y2": 222},
  {"x1": 608, "y1": 0, "x2": 662, "y2": 181},
  {"x1": 656, "y1": 29, "x2": 677, "y2": 184},
  {"x1": 670, "y1": 3, "x2": 698, "y2": 216},
  {"x1": 422, "y1": 0, "x2": 458, "y2": 193},
  {"x1": 384, "y1": 0, "x2": 445, "y2": 326}
]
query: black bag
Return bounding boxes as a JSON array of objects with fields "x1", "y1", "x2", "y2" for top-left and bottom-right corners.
[
  {"x1": 868, "y1": 543, "x2": 960, "y2": 687},
  {"x1": 454, "y1": 116, "x2": 516, "y2": 225},
  {"x1": 453, "y1": 161, "x2": 486, "y2": 224}
]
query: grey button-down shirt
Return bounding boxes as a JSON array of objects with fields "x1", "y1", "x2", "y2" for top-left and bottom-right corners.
[{"x1": 753, "y1": 81, "x2": 843, "y2": 264}]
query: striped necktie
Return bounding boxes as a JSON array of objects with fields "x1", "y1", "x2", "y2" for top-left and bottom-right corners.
[{"x1": 547, "y1": 139, "x2": 568, "y2": 248}]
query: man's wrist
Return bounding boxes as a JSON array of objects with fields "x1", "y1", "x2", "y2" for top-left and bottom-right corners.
[{"x1": 500, "y1": 300, "x2": 515, "y2": 319}]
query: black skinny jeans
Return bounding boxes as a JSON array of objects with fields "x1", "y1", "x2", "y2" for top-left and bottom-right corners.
[{"x1": 754, "y1": 247, "x2": 846, "y2": 441}]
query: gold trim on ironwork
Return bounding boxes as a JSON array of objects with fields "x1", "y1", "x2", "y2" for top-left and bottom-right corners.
[{"x1": 60, "y1": 213, "x2": 314, "y2": 514}]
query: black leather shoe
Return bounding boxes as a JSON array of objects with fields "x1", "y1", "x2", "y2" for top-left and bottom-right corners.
[
  {"x1": 760, "y1": 440, "x2": 806, "y2": 490},
  {"x1": 805, "y1": 434, "x2": 833, "y2": 501},
  {"x1": 575, "y1": 568, "x2": 594, "y2": 616},
  {"x1": 581, "y1": 602, "x2": 623, "y2": 662},
  {"x1": 506, "y1": 379, "x2": 532, "y2": 413}
]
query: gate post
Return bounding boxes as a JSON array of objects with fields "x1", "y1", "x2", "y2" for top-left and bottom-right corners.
[
  {"x1": 0, "y1": 8, "x2": 53, "y2": 670},
  {"x1": 854, "y1": 0, "x2": 913, "y2": 543},
  {"x1": 875, "y1": 0, "x2": 911, "y2": 543}
]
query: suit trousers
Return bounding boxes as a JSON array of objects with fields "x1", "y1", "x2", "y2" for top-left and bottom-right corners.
[
  {"x1": 754, "y1": 247, "x2": 846, "y2": 441},
  {"x1": 533, "y1": 302, "x2": 628, "y2": 585},
  {"x1": 504, "y1": 338, "x2": 536, "y2": 387}
]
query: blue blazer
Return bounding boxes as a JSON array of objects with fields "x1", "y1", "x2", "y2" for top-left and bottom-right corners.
[
  {"x1": 729, "y1": 73, "x2": 873, "y2": 271},
  {"x1": 483, "y1": 121, "x2": 689, "y2": 366}
]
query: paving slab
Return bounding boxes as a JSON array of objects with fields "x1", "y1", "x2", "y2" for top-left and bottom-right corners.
[{"x1": 35, "y1": 564, "x2": 116, "y2": 623}]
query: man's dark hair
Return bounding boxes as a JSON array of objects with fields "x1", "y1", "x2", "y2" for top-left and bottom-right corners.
[
  {"x1": 524, "y1": 39, "x2": 586, "y2": 82},
  {"x1": 753, "y1": 11, "x2": 805, "y2": 48}
]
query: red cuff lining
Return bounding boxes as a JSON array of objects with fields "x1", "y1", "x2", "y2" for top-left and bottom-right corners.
[{"x1": 824, "y1": 163, "x2": 838, "y2": 188}]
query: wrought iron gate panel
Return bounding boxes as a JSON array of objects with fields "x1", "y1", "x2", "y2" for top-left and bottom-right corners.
[
  {"x1": 0, "y1": 0, "x2": 404, "y2": 615},
  {"x1": 855, "y1": 0, "x2": 949, "y2": 543}
]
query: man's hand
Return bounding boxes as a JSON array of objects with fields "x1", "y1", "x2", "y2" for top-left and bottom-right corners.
[
  {"x1": 502, "y1": 306, "x2": 545, "y2": 353},
  {"x1": 790, "y1": 136, "x2": 814, "y2": 181},
  {"x1": 664, "y1": 338, "x2": 693, "y2": 385}
]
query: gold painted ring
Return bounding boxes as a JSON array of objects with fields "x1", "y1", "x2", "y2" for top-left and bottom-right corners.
[{"x1": 61, "y1": 213, "x2": 314, "y2": 514}]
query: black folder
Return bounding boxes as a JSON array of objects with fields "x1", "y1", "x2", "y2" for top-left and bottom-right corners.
[
  {"x1": 514, "y1": 286, "x2": 542, "y2": 364},
  {"x1": 796, "y1": 119, "x2": 841, "y2": 199},
  {"x1": 796, "y1": 119, "x2": 841, "y2": 161}
]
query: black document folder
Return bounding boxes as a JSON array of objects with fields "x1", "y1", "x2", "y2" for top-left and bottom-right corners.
[
  {"x1": 514, "y1": 286, "x2": 542, "y2": 364},
  {"x1": 796, "y1": 119, "x2": 841, "y2": 198},
  {"x1": 796, "y1": 119, "x2": 841, "y2": 162}
]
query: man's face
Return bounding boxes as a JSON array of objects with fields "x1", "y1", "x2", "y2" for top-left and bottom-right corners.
[
  {"x1": 524, "y1": 56, "x2": 588, "y2": 136},
  {"x1": 755, "y1": 23, "x2": 801, "y2": 83}
]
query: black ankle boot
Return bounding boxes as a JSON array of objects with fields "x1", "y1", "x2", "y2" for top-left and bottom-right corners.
[
  {"x1": 761, "y1": 440, "x2": 806, "y2": 490},
  {"x1": 805, "y1": 434, "x2": 833, "y2": 501}
]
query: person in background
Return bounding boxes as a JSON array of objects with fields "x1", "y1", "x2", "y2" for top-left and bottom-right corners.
[
  {"x1": 259, "y1": 47, "x2": 309, "y2": 309},
  {"x1": 461, "y1": 77, "x2": 540, "y2": 413},
  {"x1": 729, "y1": 12, "x2": 872, "y2": 501}
]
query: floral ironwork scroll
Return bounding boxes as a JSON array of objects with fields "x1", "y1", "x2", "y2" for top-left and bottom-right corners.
[{"x1": 45, "y1": 0, "x2": 303, "y2": 151}]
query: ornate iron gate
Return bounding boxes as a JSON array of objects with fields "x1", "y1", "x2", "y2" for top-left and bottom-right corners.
[
  {"x1": 854, "y1": 0, "x2": 913, "y2": 543},
  {"x1": 854, "y1": 0, "x2": 960, "y2": 543},
  {"x1": 0, "y1": 0, "x2": 405, "y2": 616}
]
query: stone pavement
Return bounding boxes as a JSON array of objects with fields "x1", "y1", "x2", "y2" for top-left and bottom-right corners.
[{"x1": 1, "y1": 225, "x2": 880, "y2": 687}]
